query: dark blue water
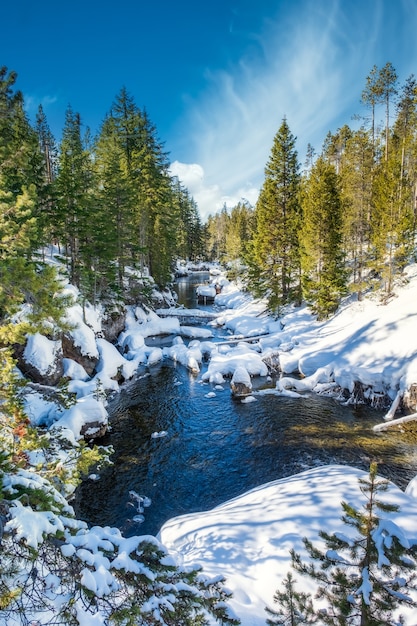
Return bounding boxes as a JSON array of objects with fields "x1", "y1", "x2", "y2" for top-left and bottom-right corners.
[{"x1": 74, "y1": 276, "x2": 417, "y2": 537}]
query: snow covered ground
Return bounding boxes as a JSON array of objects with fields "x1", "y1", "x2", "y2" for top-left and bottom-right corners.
[
  {"x1": 159, "y1": 465, "x2": 417, "y2": 625},
  {"x1": 11, "y1": 260, "x2": 417, "y2": 625}
]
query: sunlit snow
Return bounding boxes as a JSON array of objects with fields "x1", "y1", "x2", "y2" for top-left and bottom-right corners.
[{"x1": 13, "y1": 259, "x2": 417, "y2": 626}]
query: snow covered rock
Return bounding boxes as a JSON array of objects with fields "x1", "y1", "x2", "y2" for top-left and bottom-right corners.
[
  {"x1": 230, "y1": 365, "x2": 252, "y2": 398},
  {"x1": 19, "y1": 333, "x2": 64, "y2": 386},
  {"x1": 62, "y1": 332, "x2": 98, "y2": 376}
]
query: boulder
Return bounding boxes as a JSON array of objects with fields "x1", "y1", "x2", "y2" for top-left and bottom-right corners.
[
  {"x1": 80, "y1": 419, "x2": 107, "y2": 440},
  {"x1": 16, "y1": 334, "x2": 64, "y2": 386},
  {"x1": 101, "y1": 309, "x2": 127, "y2": 344},
  {"x1": 403, "y1": 383, "x2": 417, "y2": 412},
  {"x1": 231, "y1": 366, "x2": 253, "y2": 398},
  {"x1": 62, "y1": 333, "x2": 98, "y2": 376}
]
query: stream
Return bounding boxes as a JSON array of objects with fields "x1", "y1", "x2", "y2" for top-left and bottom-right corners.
[{"x1": 74, "y1": 273, "x2": 417, "y2": 537}]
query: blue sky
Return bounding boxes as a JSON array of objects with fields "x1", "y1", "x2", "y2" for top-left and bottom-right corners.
[{"x1": 2, "y1": 0, "x2": 417, "y2": 219}]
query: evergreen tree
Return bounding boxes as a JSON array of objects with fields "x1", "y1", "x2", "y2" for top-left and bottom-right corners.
[
  {"x1": 266, "y1": 572, "x2": 317, "y2": 625},
  {"x1": 0, "y1": 67, "x2": 69, "y2": 334},
  {"x1": 361, "y1": 65, "x2": 381, "y2": 153},
  {"x1": 225, "y1": 200, "x2": 254, "y2": 263},
  {"x1": 55, "y1": 106, "x2": 94, "y2": 288},
  {"x1": 248, "y1": 118, "x2": 301, "y2": 312},
  {"x1": 173, "y1": 178, "x2": 204, "y2": 261},
  {"x1": 290, "y1": 463, "x2": 417, "y2": 625},
  {"x1": 300, "y1": 156, "x2": 347, "y2": 318},
  {"x1": 93, "y1": 113, "x2": 135, "y2": 296},
  {"x1": 339, "y1": 129, "x2": 374, "y2": 300},
  {"x1": 35, "y1": 104, "x2": 59, "y2": 250},
  {"x1": 139, "y1": 109, "x2": 179, "y2": 285},
  {"x1": 107, "y1": 90, "x2": 178, "y2": 286},
  {"x1": 35, "y1": 104, "x2": 58, "y2": 184},
  {"x1": 377, "y1": 62, "x2": 398, "y2": 161},
  {"x1": 206, "y1": 205, "x2": 230, "y2": 261},
  {"x1": 370, "y1": 155, "x2": 414, "y2": 296}
]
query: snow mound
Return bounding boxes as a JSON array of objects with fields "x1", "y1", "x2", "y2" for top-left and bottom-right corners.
[{"x1": 160, "y1": 465, "x2": 417, "y2": 626}]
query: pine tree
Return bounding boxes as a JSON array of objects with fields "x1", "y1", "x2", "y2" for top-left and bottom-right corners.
[
  {"x1": 266, "y1": 572, "x2": 317, "y2": 625},
  {"x1": 138, "y1": 109, "x2": 178, "y2": 286},
  {"x1": 339, "y1": 129, "x2": 374, "y2": 300},
  {"x1": 370, "y1": 155, "x2": 414, "y2": 296},
  {"x1": 290, "y1": 463, "x2": 417, "y2": 625},
  {"x1": 105, "y1": 90, "x2": 179, "y2": 287},
  {"x1": 361, "y1": 65, "x2": 381, "y2": 153},
  {"x1": 35, "y1": 104, "x2": 58, "y2": 184},
  {"x1": 173, "y1": 178, "x2": 204, "y2": 261},
  {"x1": 0, "y1": 67, "x2": 69, "y2": 333},
  {"x1": 225, "y1": 200, "x2": 254, "y2": 264},
  {"x1": 300, "y1": 156, "x2": 347, "y2": 318},
  {"x1": 377, "y1": 62, "x2": 398, "y2": 161},
  {"x1": 93, "y1": 113, "x2": 135, "y2": 296},
  {"x1": 248, "y1": 117, "x2": 301, "y2": 312},
  {"x1": 55, "y1": 106, "x2": 94, "y2": 288}
]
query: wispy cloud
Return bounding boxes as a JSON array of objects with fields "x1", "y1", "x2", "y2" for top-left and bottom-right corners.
[
  {"x1": 24, "y1": 94, "x2": 58, "y2": 114},
  {"x1": 173, "y1": 0, "x2": 417, "y2": 220}
]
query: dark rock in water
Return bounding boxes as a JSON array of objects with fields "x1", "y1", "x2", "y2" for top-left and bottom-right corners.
[{"x1": 231, "y1": 366, "x2": 253, "y2": 398}]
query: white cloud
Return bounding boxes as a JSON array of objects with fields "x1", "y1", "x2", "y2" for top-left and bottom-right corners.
[
  {"x1": 24, "y1": 94, "x2": 58, "y2": 114},
  {"x1": 170, "y1": 160, "x2": 258, "y2": 220}
]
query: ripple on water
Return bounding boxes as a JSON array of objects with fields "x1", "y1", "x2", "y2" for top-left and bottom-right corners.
[{"x1": 74, "y1": 358, "x2": 417, "y2": 537}]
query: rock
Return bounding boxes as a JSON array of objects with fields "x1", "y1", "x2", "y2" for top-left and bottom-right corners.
[
  {"x1": 15, "y1": 334, "x2": 64, "y2": 386},
  {"x1": 231, "y1": 366, "x2": 252, "y2": 398},
  {"x1": 62, "y1": 333, "x2": 98, "y2": 376},
  {"x1": 101, "y1": 309, "x2": 127, "y2": 344},
  {"x1": 403, "y1": 383, "x2": 417, "y2": 412},
  {"x1": 262, "y1": 349, "x2": 281, "y2": 374},
  {"x1": 80, "y1": 420, "x2": 107, "y2": 440}
]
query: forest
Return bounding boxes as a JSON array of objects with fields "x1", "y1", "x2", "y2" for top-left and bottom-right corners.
[
  {"x1": 207, "y1": 63, "x2": 417, "y2": 319},
  {"x1": 1, "y1": 62, "x2": 417, "y2": 325}
]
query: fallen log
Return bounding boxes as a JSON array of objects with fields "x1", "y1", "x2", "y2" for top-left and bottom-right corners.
[{"x1": 373, "y1": 412, "x2": 417, "y2": 432}]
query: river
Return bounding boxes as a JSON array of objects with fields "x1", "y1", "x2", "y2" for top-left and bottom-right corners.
[{"x1": 74, "y1": 273, "x2": 417, "y2": 537}]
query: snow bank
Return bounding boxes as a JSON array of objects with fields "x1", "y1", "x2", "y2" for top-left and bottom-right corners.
[
  {"x1": 23, "y1": 333, "x2": 61, "y2": 374},
  {"x1": 160, "y1": 465, "x2": 417, "y2": 626},
  {"x1": 51, "y1": 396, "x2": 108, "y2": 444}
]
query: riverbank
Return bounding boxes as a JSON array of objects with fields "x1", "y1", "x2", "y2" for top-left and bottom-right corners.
[{"x1": 210, "y1": 263, "x2": 417, "y2": 416}]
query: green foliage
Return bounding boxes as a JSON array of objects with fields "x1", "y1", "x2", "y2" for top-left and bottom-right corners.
[
  {"x1": 247, "y1": 118, "x2": 302, "y2": 312},
  {"x1": 266, "y1": 572, "x2": 317, "y2": 625},
  {"x1": 205, "y1": 201, "x2": 254, "y2": 265},
  {"x1": 275, "y1": 463, "x2": 417, "y2": 625},
  {"x1": 0, "y1": 524, "x2": 239, "y2": 626},
  {"x1": 300, "y1": 156, "x2": 347, "y2": 319}
]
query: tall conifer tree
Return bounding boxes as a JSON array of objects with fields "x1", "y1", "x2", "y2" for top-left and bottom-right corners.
[
  {"x1": 300, "y1": 156, "x2": 347, "y2": 318},
  {"x1": 248, "y1": 117, "x2": 301, "y2": 312},
  {"x1": 55, "y1": 106, "x2": 93, "y2": 288},
  {"x1": 339, "y1": 129, "x2": 374, "y2": 300}
]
